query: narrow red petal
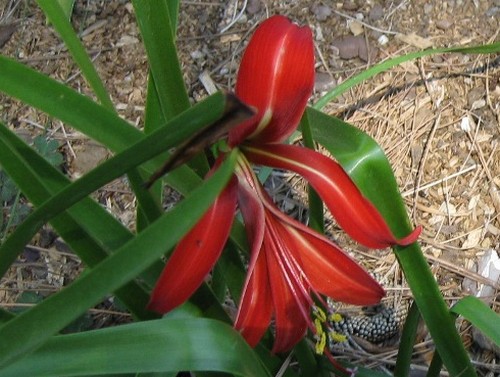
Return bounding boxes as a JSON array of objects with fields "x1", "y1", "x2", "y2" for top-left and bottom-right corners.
[
  {"x1": 244, "y1": 144, "x2": 421, "y2": 249},
  {"x1": 229, "y1": 15, "x2": 314, "y2": 145},
  {"x1": 148, "y1": 177, "x2": 238, "y2": 314},
  {"x1": 238, "y1": 172, "x2": 384, "y2": 304},
  {"x1": 279, "y1": 223, "x2": 385, "y2": 305},
  {"x1": 233, "y1": 170, "x2": 272, "y2": 346},
  {"x1": 265, "y1": 222, "x2": 309, "y2": 353},
  {"x1": 234, "y1": 249, "x2": 273, "y2": 347}
]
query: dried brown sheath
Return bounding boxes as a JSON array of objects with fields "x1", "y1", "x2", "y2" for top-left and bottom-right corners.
[{"x1": 144, "y1": 93, "x2": 254, "y2": 189}]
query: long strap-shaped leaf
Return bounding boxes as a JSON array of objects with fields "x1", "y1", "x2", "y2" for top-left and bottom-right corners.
[
  {"x1": 451, "y1": 296, "x2": 500, "y2": 346},
  {"x1": 0, "y1": 317, "x2": 270, "y2": 377},
  {"x1": 36, "y1": 0, "x2": 114, "y2": 111},
  {"x1": 0, "y1": 93, "x2": 229, "y2": 283},
  {"x1": 0, "y1": 124, "x2": 153, "y2": 320},
  {"x1": 0, "y1": 55, "x2": 201, "y2": 195},
  {"x1": 132, "y1": 0, "x2": 190, "y2": 120},
  {"x1": 0, "y1": 149, "x2": 238, "y2": 369},
  {"x1": 307, "y1": 107, "x2": 477, "y2": 377},
  {"x1": 313, "y1": 43, "x2": 500, "y2": 110}
]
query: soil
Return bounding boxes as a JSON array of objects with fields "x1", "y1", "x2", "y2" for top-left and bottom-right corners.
[{"x1": 0, "y1": 0, "x2": 499, "y2": 375}]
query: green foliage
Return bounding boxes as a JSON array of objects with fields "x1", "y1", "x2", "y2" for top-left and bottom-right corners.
[
  {"x1": 0, "y1": 2, "x2": 499, "y2": 377},
  {"x1": 0, "y1": 134, "x2": 63, "y2": 241}
]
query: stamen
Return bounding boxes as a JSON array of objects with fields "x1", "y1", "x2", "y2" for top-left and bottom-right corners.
[{"x1": 329, "y1": 331, "x2": 347, "y2": 343}]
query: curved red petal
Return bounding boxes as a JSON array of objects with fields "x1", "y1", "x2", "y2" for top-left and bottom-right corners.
[
  {"x1": 265, "y1": 222, "x2": 309, "y2": 353},
  {"x1": 229, "y1": 15, "x2": 314, "y2": 146},
  {"x1": 279, "y1": 223, "x2": 385, "y2": 305},
  {"x1": 240, "y1": 175, "x2": 384, "y2": 304},
  {"x1": 234, "y1": 249, "x2": 273, "y2": 347},
  {"x1": 233, "y1": 170, "x2": 272, "y2": 346},
  {"x1": 148, "y1": 177, "x2": 238, "y2": 314},
  {"x1": 244, "y1": 144, "x2": 421, "y2": 249}
]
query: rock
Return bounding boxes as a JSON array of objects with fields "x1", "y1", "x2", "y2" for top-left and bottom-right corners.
[
  {"x1": 436, "y1": 19, "x2": 452, "y2": 30},
  {"x1": 311, "y1": 5, "x2": 331, "y2": 21},
  {"x1": 0, "y1": 23, "x2": 17, "y2": 49},
  {"x1": 349, "y1": 20, "x2": 364, "y2": 36},
  {"x1": 343, "y1": 1, "x2": 359, "y2": 11},
  {"x1": 358, "y1": 41, "x2": 377, "y2": 62},
  {"x1": 467, "y1": 86, "x2": 485, "y2": 108},
  {"x1": 246, "y1": 0, "x2": 261, "y2": 15},
  {"x1": 486, "y1": 6, "x2": 500, "y2": 17},
  {"x1": 377, "y1": 34, "x2": 389, "y2": 45},
  {"x1": 332, "y1": 35, "x2": 362, "y2": 59},
  {"x1": 315, "y1": 72, "x2": 336, "y2": 92},
  {"x1": 369, "y1": 4, "x2": 384, "y2": 21},
  {"x1": 332, "y1": 35, "x2": 377, "y2": 62}
]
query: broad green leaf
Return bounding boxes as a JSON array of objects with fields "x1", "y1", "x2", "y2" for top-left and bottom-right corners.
[
  {"x1": 0, "y1": 318, "x2": 270, "y2": 377},
  {"x1": 0, "y1": 150, "x2": 238, "y2": 368},
  {"x1": 314, "y1": 42, "x2": 500, "y2": 110},
  {"x1": 36, "y1": 0, "x2": 114, "y2": 110},
  {"x1": 451, "y1": 296, "x2": 500, "y2": 346},
  {"x1": 307, "y1": 107, "x2": 477, "y2": 376}
]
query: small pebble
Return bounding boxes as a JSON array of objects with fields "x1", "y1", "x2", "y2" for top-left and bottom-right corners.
[
  {"x1": 424, "y1": 3, "x2": 433, "y2": 14},
  {"x1": 377, "y1": 34, "x2": 389, "y2": 45},
  {"x1": 349, "y1": 20, "x2": 364, "y2": 35},
  {"x1": 190, "y1": 50, "x2": 204, "y2": 60},
  {"x1": 343, "y1": 1, "x2": 359, "y2": 11},
  {"x1": 369, "y1": 4, "x2": 384, "y2": 21},
  {"x1": 486, "y1": 6, "x2": 500, "y2": 17},
  {"x1": 332, "y1": 35, "x2": 361, "y2": 59},
  {"x1": 314, "y1": 72, "x2": 336, "y2": 92},
  {"x1": 246, "y1": 0, "x2": 261, "y2": 15},
  {"x1": 436, "y1": 19, "x2": 452, "y2": 30},
  {"x1": 311, "y1": 5, "x2": 331, "y2": 21}
]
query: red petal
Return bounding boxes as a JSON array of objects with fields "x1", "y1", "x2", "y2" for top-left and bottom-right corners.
[
  {"x1": 279, "y1": 223, "x2": 385, "y2": 305},
  {"x1": 244, "y1": 144, "x2": 421, "y2": 249},
  {"x1": 241, "y1": 177, "x2": 384, "y2": 305},
  {"x1": 265, "y1": 226, "x2": 309, "y2": 353},
  {"x1": 229, "y1": 15, "x2": 315, "y2": 146},
  {"x1": 234, "y1": 172, "x2": 272, "y2": 346},
  {"x1": 234, "y1": 249, "x2": 273, "y2": 347},
  {"x1": 148, "y1": 177, "x2": 238, "y2": 313}
]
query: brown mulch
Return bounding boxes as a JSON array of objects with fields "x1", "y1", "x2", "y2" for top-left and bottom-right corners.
[{"x1": 0, "y1": 0, "x2": 499, "y2": 375}]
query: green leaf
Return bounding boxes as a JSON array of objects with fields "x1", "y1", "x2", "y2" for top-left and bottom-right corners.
[
  {"x1": 313, "y1": 42, "x2": 500, "y2": 110},
  {"x1": 394, "y1": 302, "x2": 421, "y2": 377},
  {"x1": 0, "y1": 149, "x2": 238, "y2": 368},
  {"x1": 304, "y1": 108, "x2": 413, "y2": 238},
  {"x1": 0, "y1": 55, "x2": 202, "y2": 196},
  {"x1": 132, "y1": 0, "x2": 190, "y2": 120},
  {"x1": 0, "y1": 92, "x2": 232, "y2": 325},
  {"x1": 451, "y1": 296, "x2": 500, "y2": 346},
  {"x1": 36, "y1": 0, "x2": 114, "y2": 110},
  {"x1": 0, "y1": 122, "x2": 154, "y2": 320},
  {"x1": 55, "y1": 0, "x2": 75, "y2": 20},
  {"x1": 0, "y1": 318, "x2": 271, "y2": 377},
  {"x1": 133, "y1": 1, "x2": 208, "y2": 176},
  {"x1": 307, "y1": 107, "x2": 477, "y2": 377},
  {"x1": 32, "y1": 135, "x2": 63, "y2": 167}
]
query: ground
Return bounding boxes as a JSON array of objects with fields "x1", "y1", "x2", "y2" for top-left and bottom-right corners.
[{"x1": 0, "y1": 0, "x2": 499, "y2": 375}]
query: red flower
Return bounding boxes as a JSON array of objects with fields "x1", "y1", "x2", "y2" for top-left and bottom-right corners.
[{"x1": 149, "y1": 14, "x2": 421, "y2": 357}]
